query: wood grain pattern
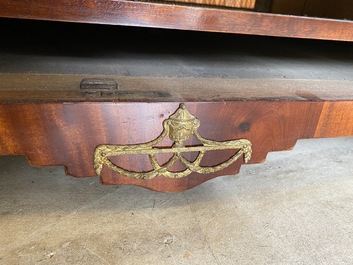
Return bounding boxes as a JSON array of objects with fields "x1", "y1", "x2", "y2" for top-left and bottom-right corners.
[
  {"x1": 1, "y1": 0, "x2": 353, "y2": 41},
  {"x1": 315, "y1": 101, "x2": 353, "y2": 138},
  {"x1": 163, "y1": 0, "x2": 255, "y2": 9},
  {"x1": 1, "y1": 100, "x2": 352, "y2": 192},
  {"x1": 2, "y1": 74, "x2": 353, "y2": 103}
]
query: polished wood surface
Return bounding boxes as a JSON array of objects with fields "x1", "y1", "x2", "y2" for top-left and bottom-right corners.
[{"x1": 1, "y1": 0, "x2": 353, "y2": 41}]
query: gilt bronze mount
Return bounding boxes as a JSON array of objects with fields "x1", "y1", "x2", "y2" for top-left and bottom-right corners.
[{"x1": 94, "y1": 104, "x2": 252, "y2": 180}]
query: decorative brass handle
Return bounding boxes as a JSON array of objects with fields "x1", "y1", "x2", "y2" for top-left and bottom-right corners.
[{"x1": 94, "y1": 104, "x2": 252, "y2": 180}]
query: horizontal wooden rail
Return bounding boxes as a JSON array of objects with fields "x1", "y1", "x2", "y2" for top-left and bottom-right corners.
[{"x1": 1, "y1": 0, "x2": 353, "y2": 41}]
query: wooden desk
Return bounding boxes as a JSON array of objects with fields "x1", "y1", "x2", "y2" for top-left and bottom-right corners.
[{"x1": 0, "y1": 2, "x2": 353, "y2": 191}]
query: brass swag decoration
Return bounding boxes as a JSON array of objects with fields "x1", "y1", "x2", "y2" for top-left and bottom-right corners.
[{"x1": 94, "y1": 104, "x2": 252, "y2": 180}]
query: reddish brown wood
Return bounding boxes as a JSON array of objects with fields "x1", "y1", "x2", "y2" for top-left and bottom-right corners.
[
  {"x1": 163, "y1": 0, "x2": 256, "y2": 9},
  {"x1": 315, "y1": 101, "x2": 353, "y2": 138},
  {"x1": 1, "y1": 0, "x2": 353, "y2": 41},
  {"x1": 2, "y1": 100, "x2": 352, "y2": 192}
]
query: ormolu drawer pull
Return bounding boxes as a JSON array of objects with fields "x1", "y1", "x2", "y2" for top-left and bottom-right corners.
[{"x1": 94, "y1": 104, "x2": 252, "y2": 179}]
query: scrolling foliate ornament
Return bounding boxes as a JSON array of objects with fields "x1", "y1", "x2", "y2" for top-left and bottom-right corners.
[{"x1": 94, "y1": 104, "x2": 252, "y2": 180}]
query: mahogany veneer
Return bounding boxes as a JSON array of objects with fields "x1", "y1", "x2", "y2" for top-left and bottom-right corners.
[{"x1": 0, "y1": 98, "x2": 353, "y2": 192}]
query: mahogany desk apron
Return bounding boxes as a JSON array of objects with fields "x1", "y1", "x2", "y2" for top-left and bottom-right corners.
[{"x1": 0, "y1": 1, "x2": 353, "y2": 192}]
